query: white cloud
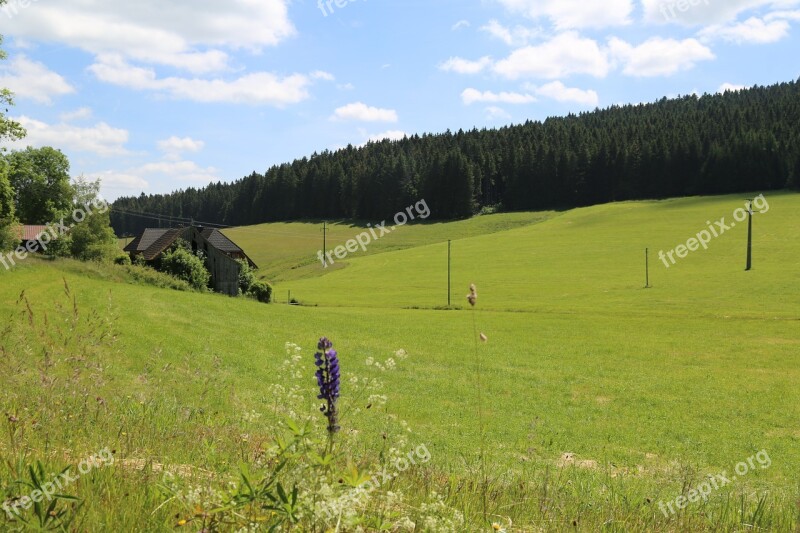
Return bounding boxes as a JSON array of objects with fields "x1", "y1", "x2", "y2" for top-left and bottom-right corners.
[
  {"x1": 494, "y1": 32, "x2": 610, "y2": 79},
  {"x1": 9, "y1": 116, "x2": 129, "y2": 156},
  {"x1": 311, "y1": 70, "x2": 335, "y2": 81},
  {"x1": 480, "y1": 20, "x2": 542, "y2": 46},
  {"x1": 0, "y1": 56, "x2": 74, "y2": 104},
  {"x1": 608, "y1": 36, "x2": 715, "y2": 77},
  {"x1": 461, "y1": 88, "x2": 536, "y2": 105},
  {"x1": 718, "y1": 82, "x2": 747, "y2": 92},
  {"x1": 496, "y1": 0, "x2": 634, "y2": 29},
  {"x1": 331, "y1": 102, "x2": 398, "y2": 122},
  {"x1": 158, "y1": 136, "x2": 205, "y2": 155},
  {"x1": 137, "y1": 160, "x2": 219, "y2": 183},
  {"x1": 87, "y1": 171, "x2": 150, "y2": 192},
  {"x1": 699, "y1": 17, "x2": 791, "y2": 44},
  {"x1": 765, "y1": 10, "x2": 800, "y2": 21},
  {"x1": 0, "y1": 0, "x2": 295, "y2": 73},
  {"x1": 59, "y1": 107, "x2": 93, "y2": 122},
  {"x1": 93, "y1": 157, "x2": 219, "y2": 199},
  {"x1": 452, "y1": 20, "x2": 470, "y2": 30},
  {"x1": 485, "y1": 106, "x2": 512, "y2": 121},
  {"x1": 366, "y1": 130, "x2": 407, "y2": 143},
  {"x1": 91, "y1": 155, "x2": 221, "y2": 198},
  {"x1": 438, "y1": 56, "x2": 493, "y2": 75},
  {"x1": 643, "y1": 0, "x2": 800, "y2": 25},
  {"x1": 525, "y1": 81, "x2": 600, "y2": 106},
  {"x1": 88, "y1": 55, "x2": 312, "y2": 106}
]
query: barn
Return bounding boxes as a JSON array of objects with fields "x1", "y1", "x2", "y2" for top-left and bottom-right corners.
[
  {"x1": 124, "y1": 226, "x2": 257, "y2": 296},
  {"x1": 18, "y1": 225, "x2": 52, "y2": 251}
]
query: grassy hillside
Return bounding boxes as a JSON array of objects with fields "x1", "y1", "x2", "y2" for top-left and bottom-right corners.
[
  {"x1": 222, "y1": 211, "x2": 556, "y2": 283},
  {"x1": 1, "y1": 193, "x2": 799, "y2": 531},
  {"x1": 276, "y1": 192, "x2": 800, "y2": 315}
]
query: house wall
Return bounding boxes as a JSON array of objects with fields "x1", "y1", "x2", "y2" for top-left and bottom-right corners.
[
  {"x1": 204, "y1": 245, "x2": 241, "y2": 296},
  {"x1": 187, "y1": 227, "x2": 241, "y2": 296},
  {"x1": 126, "y1": 227, "x2": 245, "y2": 296}
]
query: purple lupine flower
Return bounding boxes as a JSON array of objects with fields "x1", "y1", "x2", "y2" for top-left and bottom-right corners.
[{"x1": 315, "y1": 337, "x2": 341, "y2": 434}]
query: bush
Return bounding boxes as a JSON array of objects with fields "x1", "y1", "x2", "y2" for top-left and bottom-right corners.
[
  {"x1": 159, "y1": 245, "x2": 210, "y2": 291},
  {"x1": 0, "y1": 219, "x2": 19, "y2": 253},
  {"x1": 249, "y1": 280, "x2": 273, "y2": 303},
  {"x1": 122, "y1": 264, "x2": 193, "y2": 291},
  {"x1": 114, "y1": 254, "x2": 132, "y2": 266},
  {"x1": 46, "y1": 233, "x2": 73, "y2": 258},
  {"x1": 237, "y1": 259, "x2": 256, "y2": 294},
  {"x1": 69, "y1": 210, "x2": 118, "y2": 262}
]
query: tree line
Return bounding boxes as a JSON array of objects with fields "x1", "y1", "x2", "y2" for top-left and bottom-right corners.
[
  {"x1": 106, "y1": 79, "x2": 800, "y2": 233},
  {"x1": 1, "y1": 30, "x2": 120, "y2": 261},
  {"x1": 0, "y1": 146, "x2": 119, "y2": 261}
]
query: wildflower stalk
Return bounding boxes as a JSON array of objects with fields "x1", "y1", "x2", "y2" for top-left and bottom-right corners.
[
  {"x1": 467, "y1": 284, "x2": 488, "y2": 523},
  {"x1": 314, "y1": 337, "x2": 341, "y2": 453}
]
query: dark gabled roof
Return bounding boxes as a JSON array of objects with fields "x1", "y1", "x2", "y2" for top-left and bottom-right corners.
[
  {"x1": 124, "y1": 226, "x2": 256, "y2": 268},
  {"x1": 141, "y1": 228, "x2": 186, "y2": 261},
  {"x1": 124, "y1": 228, "x2": 170, "y2": 253},
  {"x1": 201, "y1": 228, "x2": 243, "y2": 253},
  {"x1": 122, "y1": 236, "x2": 140, "y2": 253}
]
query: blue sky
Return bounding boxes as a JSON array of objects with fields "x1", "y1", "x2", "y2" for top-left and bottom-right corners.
[{"x1": 0, "y1": 0, "x2": 798, "y2": 201}]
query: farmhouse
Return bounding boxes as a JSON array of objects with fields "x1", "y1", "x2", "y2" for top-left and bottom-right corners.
[
  {"x1": 124, "y1": 226, "x2": 257, "y2": 296},
  {"x1": 18, "y1": 225, "x2": 51, "y2": 250}
]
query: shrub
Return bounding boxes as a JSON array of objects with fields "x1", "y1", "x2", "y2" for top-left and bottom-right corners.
[
  {"x1": 46, "y1": 233, "x2": 73, "y2": 258},
  {"x1": 69, "y1": 210, "x2": 118, "y2": 262},
  {"x1": 159, "y1": 245, "x2": 210, "y2": 291},
  {"x1": 0, "y1": 219, "x2": 19, "y2": 253},
  {"x1": 122, "y1": 264, "x2": 193, "y2": 291},
  {"x1": 237, "y1": 259, "x2": 256, "y2": 294},
  {"x1": 114, "y1": 254, "x2": 132, "y2": 266},
  {"x1": 249, "y1": 280, "x2": 273, "y2": 303}
]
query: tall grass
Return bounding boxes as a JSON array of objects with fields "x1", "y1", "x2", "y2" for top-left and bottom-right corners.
[{"x1": 1, "y1": 282, "x2": 795, "y2": 531}]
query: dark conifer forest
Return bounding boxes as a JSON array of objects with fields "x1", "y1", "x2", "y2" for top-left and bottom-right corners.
[{"x1": 111, "y1": 79, "x2": 800, "y2": 234}]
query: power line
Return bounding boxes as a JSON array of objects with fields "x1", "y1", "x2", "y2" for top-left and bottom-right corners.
[
  {"x1": 111, "y1": 207, "x2": 231, "y2": 228},
  {"x1": 111, "y1": 207, "x2": 321, "y2": 239}
]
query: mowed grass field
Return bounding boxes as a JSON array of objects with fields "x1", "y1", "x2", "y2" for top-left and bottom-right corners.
[
  {"x1": 2, "y1": 191, "x2": 799, "y2": 531},
  {"x1": 223, "y1": 211, "x2": 557, "y2": 283}
]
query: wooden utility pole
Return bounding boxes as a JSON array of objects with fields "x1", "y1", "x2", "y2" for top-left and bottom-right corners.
[
  {"x1": 321, "y1": 221, "x2": 328, "y2": 265},
  {"x1": 447, "y1": 240, "x2": 451, "y2": 307},
  {"x1": 745, "y1": 199, "x2": 753, "y2": 271}
]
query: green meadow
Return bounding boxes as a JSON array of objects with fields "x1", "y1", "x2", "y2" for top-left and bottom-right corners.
[{"x1": 2, "y1": 191, "x2": 799, "y2": 531}]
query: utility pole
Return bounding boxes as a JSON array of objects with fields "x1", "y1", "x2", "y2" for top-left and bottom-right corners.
[
  {"x1": 447, "y1": 240, "x2": 451, "y2": 307},
  {"x1": 745, "y1": 199, "x2": 753, "y2": 271},
  {"x1": 321, "y1": 221, "x2": 328, "y2": 264},
  {"x1": 645, "y1": 248, "x2": 650, "y2": 288}
]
